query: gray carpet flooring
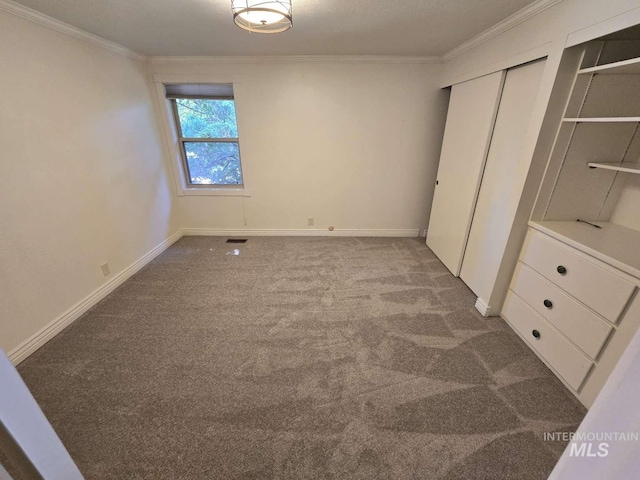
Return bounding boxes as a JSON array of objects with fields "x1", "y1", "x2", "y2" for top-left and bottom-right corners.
[{"x1": 17, "y1": 237, "x2": 585, "y2": 479}]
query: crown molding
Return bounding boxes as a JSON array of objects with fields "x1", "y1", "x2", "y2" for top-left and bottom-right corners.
[
  {"x1": 0, "y1": 0, "x2": 147, "y2": 61},
  {"x1": 443, "y1": 0, "x2": 564, "y2": 62},
  {"x1": 148, "y1": 55, "x2": 442, "y2": 65}
]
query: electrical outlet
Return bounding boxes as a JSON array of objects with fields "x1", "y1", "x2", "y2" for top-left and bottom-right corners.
[
  {"x1": 100, "y1": 263, "x2": 111, "y2": 277},
  {"x1": 307, "y1": 217, "x2": 314, "y2": 226}
]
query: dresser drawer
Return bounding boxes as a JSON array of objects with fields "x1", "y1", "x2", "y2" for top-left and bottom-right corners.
[
  {"x1": 511, "y1": 263, "x2": 613, "y2": 359},
  {"x1": 521, "y1": 231, "x2": 635, "y2": 323},
  {"x1": 503, "y1": 292, "x2": 593, "y2": 391}
]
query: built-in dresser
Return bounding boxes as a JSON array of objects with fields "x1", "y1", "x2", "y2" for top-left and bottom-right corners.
[{"x1": 502, "y1": 29, "x2": 640, "y2": 407}]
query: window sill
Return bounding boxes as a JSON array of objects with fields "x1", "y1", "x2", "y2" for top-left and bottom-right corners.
[{"x1": 181, "y1": 188, "x2": 251, "y2": 197}]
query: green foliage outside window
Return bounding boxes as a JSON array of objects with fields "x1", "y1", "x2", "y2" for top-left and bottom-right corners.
[{"x1": 175, "y1": 99, "x2": 243, "y2": 185}]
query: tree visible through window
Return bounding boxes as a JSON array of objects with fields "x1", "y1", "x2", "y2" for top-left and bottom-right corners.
[{"x1": 170, "y1": 93, "x2": 243, "y2": 186}]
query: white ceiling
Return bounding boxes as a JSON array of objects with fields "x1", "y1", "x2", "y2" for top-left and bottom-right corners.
[{"x1": 12, "y1": 0, "x2": 539, "y2": 57}]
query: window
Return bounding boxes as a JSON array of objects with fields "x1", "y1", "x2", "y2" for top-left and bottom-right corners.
[{"x1": 166, "y1": 84, "x2": 243, "y2": 187}]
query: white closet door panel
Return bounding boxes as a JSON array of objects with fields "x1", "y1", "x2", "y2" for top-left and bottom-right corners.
[
  {"x1": 426, "y1": 71, "x2": 505, "y2": 275},
  {"x1": 460, "y1": 59, "x2": 547, "y2": 299}
]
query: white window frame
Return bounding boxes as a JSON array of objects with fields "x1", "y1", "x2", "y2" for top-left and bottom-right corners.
[{"x1": 153, "y1": 74, "x2": 251, "y2": 197}]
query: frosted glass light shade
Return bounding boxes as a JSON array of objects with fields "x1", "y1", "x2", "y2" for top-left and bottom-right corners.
[{"x1": 231, "y1": 0, "x2": 293, "y2": 33}]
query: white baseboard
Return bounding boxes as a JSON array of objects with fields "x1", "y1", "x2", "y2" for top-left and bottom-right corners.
[
  {"x1": 182, "y1": 228, "x2": 420, "y2": 237},
  {"x1": 8, "y1": 230, "x2": 184, "y2": 365},
  {"x1": 475, "y1": 298, "x2": 495, "y2": 317}
]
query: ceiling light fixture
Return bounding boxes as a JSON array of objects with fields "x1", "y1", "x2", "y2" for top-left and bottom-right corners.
[{"x1": 231, "y1": 1, "x2": 293, "y2": 34}]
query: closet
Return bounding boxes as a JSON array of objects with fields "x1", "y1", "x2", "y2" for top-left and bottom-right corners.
[
  {"x1": 460, "y1": 60, "x2": 546, "y2": 306},
  {"x1": 427, "y1": 59, "x2": 546, "y2": 312},
  {"x1": 426, "y1": 71, "x2": 504, "y2": 276},
  {"x1": 502, "y1": 27, "x2": 640, "y2": 407}
]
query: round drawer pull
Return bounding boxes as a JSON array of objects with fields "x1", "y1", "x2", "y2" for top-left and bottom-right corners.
[
  {"x1": 532, "y1": 329, "x2": 541, "y2": 339},
  {"x1": 557, "y1": 265, "x2": 567, "y2": 275},
  {"x1": 543, "y1": 299, "x2": 553, "y2": 309}
]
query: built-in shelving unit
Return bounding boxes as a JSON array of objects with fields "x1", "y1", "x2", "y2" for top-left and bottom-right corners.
[
  {"x1": 587, "y1": 162, "x2": 640, "y2": 174},
  {"x1": 578, "y1": 56, "x2": 640, "y2": 75},
  {"x1": 505, "y1": 28, "x2": 640, "y2": 408}
]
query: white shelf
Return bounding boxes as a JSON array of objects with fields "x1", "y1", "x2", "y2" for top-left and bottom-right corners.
[
  {"x1": 578, "y1": 57, "x2": 640, "y2": 75},
  {"x1": 529, "y1": 221, "x2": 640, "y2": 279},
  {"x1": 587, "y1": 162, "x2": 640, "y2": 174},
  {"x1": 562, "y1": 117, "x2": 640, "y2": 123}
]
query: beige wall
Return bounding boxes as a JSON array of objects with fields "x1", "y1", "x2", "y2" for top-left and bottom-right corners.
[
  {"x1": 151, "y1": 60, "x2": 449, "y2": 233},
  {"x1": 611, "y1": 175, "x2": 640, "y2": 232},
  {"x1": 0, "y1": 10, "x2": 179, "y2": 355}
]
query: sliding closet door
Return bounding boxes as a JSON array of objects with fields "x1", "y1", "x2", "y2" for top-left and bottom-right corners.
[
  {"x1": 460, "y1": 59, "x2": 547, "y2": 302},
  {"x1": 427, "y1": 71, "x2": 505, "y2": 275}
]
